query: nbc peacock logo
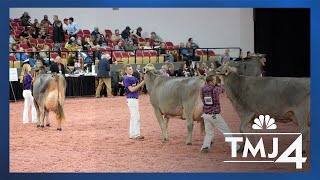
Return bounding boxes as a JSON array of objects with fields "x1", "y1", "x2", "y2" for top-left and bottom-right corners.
[
  {"x1": 252, "y1": 115, "x2": 277, "y2": 130},
  {"x1": 223, "y1": 114, "x2": 307, "y2": 169}
]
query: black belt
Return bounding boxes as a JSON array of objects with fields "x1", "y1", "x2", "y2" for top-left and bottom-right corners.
[
  {"x1": 127, "y1": 97, "x2": 138, "y2": 99},
  {"x1": 205, "y1": 113, "x2": 217, "y2": 115}
]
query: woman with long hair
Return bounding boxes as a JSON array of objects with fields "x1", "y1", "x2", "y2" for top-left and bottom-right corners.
[{"x1": 21, "y1": 62, "x2": 37, "y2": 124}]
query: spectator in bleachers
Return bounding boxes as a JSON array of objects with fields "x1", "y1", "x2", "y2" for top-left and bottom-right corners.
[
  {"x1": 176, "y1": 62, "x2": 189, "y2": 77},
  {"x1": 114, "y1": 41, "x2": 124, "y2": 50},
  {"x1": 38, "y1": 27, "x2": 48, "y2": 39},
  {"x1": 76, "y1": 38, "x2": 83, "y2": 50},
  {"x1": 235, "y1": 50, "x2": 245, "y2": 61},
  {"x1": 10, "y1": 44, "x2": 18, "y2": 55},
  {"x1": 20, "y1": 12, "x2": 32, "y2": 26},
  {"x1": 124, "y1": 40, "x2": 135, "y2": 54},
  {"x1": 39, "y1": 45, "x2": 50, "y2": 66},
  {"x1": 40, "y1": 15, "x2": 52, "y2": 26},
  {"x1": 149, "y1": 32, "x2": 162, "y2": 47},
  {"x1": 159, "y1": 65, "x2": 169, "y2": 77},
  {"x1": 208, "y1": 62, "x2": 216, "y2": 72},
  {"x1": 94, "y1": 45, "x2": 102, "y2": 60},
  {"x1": 52, "y1": 15, "x2": 59, "y2": 28},
  {"x1": 81, "y1": 52, "x2": 93, "y2": 72},
  {"x1": 244, "y1": 51, "x2": 252, "y2": 60},
  {"x1": 9, "y1": 35, "x2": 16, "y2": 44},
  {"x1": 179, "y1": 42, "x2": 191, "y2": 65},
  {"x1": 121, "y1": 26, "x2": 131, "y2": 42},
  {"x1": 167, "y1": 63, "x2": 176, "y2": 77},
  {"x1": 111, "y1": 29, "x2": 122, "y2": 42},
  {"x1": 91, "y1": 27, "x2": 100, "y2": 37},
  {"x1": 193, "y1": 64, "x2": 200, "y2": 76},
  {"x1": 66, "y1": 39, "x2": 78, "y2": 66},
  {"x1": 53, "y1": 20, "x2": 65, "y2": 44},
  {"x1": 28, "y1": 27, "x2": 38, "y2": 39},
  {"x1": 82, "y1": 37, "x2": 93, "y2": 51},
  {"x1": 186, "y1": 64, "x2": 195, "y2": 77},
  {"x1": 188, "y1": 38, "x2": 199, "y2": 49},
  {"x1": 186, "y1": 42, "x2": 200, "y2": 62},
  {"x1": 33, "y1": 20, "x2": 41, "y2": 35},
  {"x1": 220, "y1": 48, "x2": 232, "y2": 64},
  {"x1": 131, "y1": 27, "x2": 143, "y2": 45},
  {"x1": 67, "y1": 17, "x2": 80, "y2": 38},
  {"x1": 15, "y1": 47, "x2": 28, "y2": 61},
  {"x1": 19, "y1": 27, "x2": 30, "y2": 39},
  {"x1": 62, "y1": 18, "x2": 68, "y2": 34},
  {"x1": 158, "y1": 42, "x2": 174, "y2": 63},
  {"x1": 142, "y1": 41, "x2": 152, "y2": 51},
  {"x1": 200, "y1": 63, "x2": 208, "y2": 76},
  {"x1": 33, "y1": 19, "x2": 39, "y2": 28},
  {"x1": 50, "y1": 56, "x2": 66, "y2": 75}
]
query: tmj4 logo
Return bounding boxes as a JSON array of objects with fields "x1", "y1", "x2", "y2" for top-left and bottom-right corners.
[{"x1": 224, "y1": 115, "x2": 307, "y2": 169}]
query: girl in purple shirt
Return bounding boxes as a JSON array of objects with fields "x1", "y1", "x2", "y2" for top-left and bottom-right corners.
[{"x1": 22, "y1": 63, "x2": 37, "y2": 124}]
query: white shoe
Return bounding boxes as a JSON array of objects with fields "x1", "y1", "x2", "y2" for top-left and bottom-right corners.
[
  {"x1": 23, "y1": 121, "x2": 28, "y2": 124},
  {"x1": 32, "y1": 120, "x2": 37, "y2": 124}
]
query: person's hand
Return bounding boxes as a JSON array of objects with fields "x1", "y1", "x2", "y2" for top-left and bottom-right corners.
[{"x1": 140, "y1": 80, "x2": 145, "y2": 86}]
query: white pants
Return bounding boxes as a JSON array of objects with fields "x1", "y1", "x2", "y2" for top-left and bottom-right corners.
[
  {"x1": 201, "y1": 113, "x2": 239, "y2": 150},
  {"x1": 22, "y1": 90, "x2": 37, "y2": 123},
  {"x1": 127, "y1": 99, "x2": 141, "y2": 138}
]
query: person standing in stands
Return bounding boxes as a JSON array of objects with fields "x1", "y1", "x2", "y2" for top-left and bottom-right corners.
[
  {"x1": 123, "y1": 64, "x2": 145, "y2": 140},
  {"x1": 121, "y1": 26, "x2": 131, "y2": 42},
  {"x1": 67, "y1": 17, "x2": 80, "y2": 39},
  {"x1": 21, "y1": 62, "x2": 37, "y2": 124}
]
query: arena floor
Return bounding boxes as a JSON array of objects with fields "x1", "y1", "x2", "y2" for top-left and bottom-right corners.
[{"x1": 9, "y1": 94, "x2": 310, "y2": 172}]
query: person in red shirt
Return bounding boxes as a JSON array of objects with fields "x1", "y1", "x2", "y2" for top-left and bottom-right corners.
[{"x1": 200, "y1": 75, "x2": 239, "y2": 153}]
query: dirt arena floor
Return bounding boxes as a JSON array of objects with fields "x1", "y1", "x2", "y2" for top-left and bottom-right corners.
[{"x1": 9, "y1": 94, "x2": 310, "y2": 172}]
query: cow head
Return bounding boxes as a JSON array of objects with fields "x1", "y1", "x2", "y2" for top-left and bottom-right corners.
[
  {"x1": 251, "y1": 53, "x2": 267, "y2": 66},
  {"x1": 216, "y1": 62, "x2": 238, "y2": 76},
  {"x1": 143, "y1": 63, "x2": 157, "y2": 74}
]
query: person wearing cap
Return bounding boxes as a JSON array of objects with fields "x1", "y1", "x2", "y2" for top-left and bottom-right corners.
[
  {"x1": 50, "y1": 56, "x2": 66, "y2": 75},
  {"x1": 67, "y1": 17, "x2": 80, "y2": 38},
  {"x1": 121, "y1": 26, "x2": 132, "y2": 42},
  {"x1": 21, "y1": 62, "x2": 37, "y2": 124}
]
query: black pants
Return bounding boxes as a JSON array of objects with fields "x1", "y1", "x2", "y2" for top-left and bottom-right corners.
[{"x1": 113, "y1": 84, "x2": 125, "y2": 96}]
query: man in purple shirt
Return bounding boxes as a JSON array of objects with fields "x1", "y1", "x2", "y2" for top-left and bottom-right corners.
[
  {"x1": 200, "y1": 75, "x2": 239, "y2": 153},
  {"x1": 123, "y1": 65, "x2": 145, "y2": 140}
]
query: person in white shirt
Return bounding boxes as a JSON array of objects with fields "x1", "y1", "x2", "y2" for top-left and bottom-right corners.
[{"x1": 62, "y1": 18, "x2": 68, "y2": 33}]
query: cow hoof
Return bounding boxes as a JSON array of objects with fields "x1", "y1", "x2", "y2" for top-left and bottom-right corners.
[
  {"x1": 46, "y1": 124, "x2": 51, "y2": 127},
  {"x1": 57, "y1": 128, "x2": 62, "y2": 131},
  {"x1": 186, "y1": 142, "x2": 192, "y2": 145},
  {"x1": 37, "y1": 125, "x2": 40, "y2": 128},
  {"x1": 40, "y1": 125, "x2": 44, "y2": 128},
  {"x1": 162, "y1": 138, "x2": 168, "y2": 143},
  {"x1": 302, "y1": 150, "x2": 306, "y2": 154}
]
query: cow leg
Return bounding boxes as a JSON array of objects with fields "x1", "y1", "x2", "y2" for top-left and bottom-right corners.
[
  {"x1": 40, "y1": 101, "x2": 46, "y2": 128},
  {"x1": 45, "y1": 110, "x2": 50, "y2": 127},
  {"x1": 34, "y1": 100, "x2": 41, "y2": 128},
  {"x1": 153, "y1": 108, "x2": 167, "y2": 143},
  {"x1": 184, "y1": 110, "x2": 194, "y2": 145},
  {"x1": 239, "y1": 112, "x2": 255, "y2": 152},
  {"x1": 293, "y1": 110, "x2": 309, "y2": 153}
]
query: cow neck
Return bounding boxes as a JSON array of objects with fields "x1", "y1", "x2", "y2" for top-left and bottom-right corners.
[
  {"x1": 224, "y1": 72, "x2": 242, "y2": 109},
  {"x1": 144, "y1": 71, "x2": 158, "y2": 94}
]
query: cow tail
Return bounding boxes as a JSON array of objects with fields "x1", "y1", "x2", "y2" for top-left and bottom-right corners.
[{"x1": 55, "y1": 74, "x2": 65, "y2": 123}]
